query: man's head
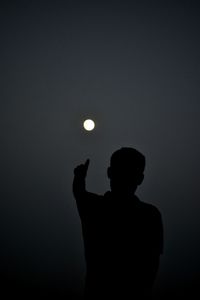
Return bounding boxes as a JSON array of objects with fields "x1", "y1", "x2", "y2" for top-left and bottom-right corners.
[{"x1": 107, "y1": 147, "x2": 145, "y2": 196}]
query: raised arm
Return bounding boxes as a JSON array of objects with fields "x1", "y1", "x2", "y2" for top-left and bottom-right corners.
[
  {"x1": 73, "y1": 159, "x2": 90, "y2": 216},
  {"x1": 73, "y1": 159, "x2": 90, "y2": 198}
]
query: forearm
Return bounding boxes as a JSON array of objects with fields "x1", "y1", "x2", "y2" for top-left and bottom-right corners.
[
  {"x1": 73, "y1": 175, "x2": 87, "y2": 200},
  {"x1": 73, "y1": 159, "x2": 90, "y2": 216}
]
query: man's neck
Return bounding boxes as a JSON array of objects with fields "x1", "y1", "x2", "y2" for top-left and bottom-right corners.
[{"x1": 110, "y1": 190, "x2": 137, "y2": 199}]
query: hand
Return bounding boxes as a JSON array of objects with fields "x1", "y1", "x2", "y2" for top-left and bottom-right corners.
[{"x1": 74, "y1": 159, "x2": 90, "y2": 179}]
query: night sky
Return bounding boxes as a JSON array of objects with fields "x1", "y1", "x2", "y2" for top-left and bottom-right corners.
[{"x1": 1, "y1": 0, "x2": 200, "y2": 298}]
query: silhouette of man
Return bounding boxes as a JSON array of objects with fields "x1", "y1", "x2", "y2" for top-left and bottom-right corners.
[{"x1": 73, "y1": 148, "x2": 163, "y2": 299}]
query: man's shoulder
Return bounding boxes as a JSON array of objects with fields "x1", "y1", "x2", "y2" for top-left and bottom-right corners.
[
  {"x1": 137, "y1": 198, "x2": 162, "y2": 219},
  {"x1": 85, "y1": 191, "x2": 104, "y2": 201}
]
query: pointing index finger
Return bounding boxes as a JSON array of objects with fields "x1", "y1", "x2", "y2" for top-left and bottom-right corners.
[{"x1": 85, "y1": 159, "x2": 90, "y2": 170}]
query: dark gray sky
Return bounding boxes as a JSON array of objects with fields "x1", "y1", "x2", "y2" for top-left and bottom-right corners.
[{"x1": 1, "y1": 0, "x2": 200, "y2": 298}]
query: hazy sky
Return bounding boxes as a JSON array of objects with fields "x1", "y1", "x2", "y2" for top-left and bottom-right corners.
[{"x1": 1, "y1": 0, "x2": 200, "y2": 298}]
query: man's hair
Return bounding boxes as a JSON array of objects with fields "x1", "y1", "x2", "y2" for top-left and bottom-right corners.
[{"x1": 110, "y1": 147, "x2": 146, "y2": 173}]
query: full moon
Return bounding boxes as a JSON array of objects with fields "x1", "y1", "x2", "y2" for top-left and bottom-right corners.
[{"x1": 83, "y1": 119, "x2": 95, "y2": 131}]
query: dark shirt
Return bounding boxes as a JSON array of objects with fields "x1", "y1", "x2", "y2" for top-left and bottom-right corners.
[{"x1": 75, "y1": 189, "x2": 163, "y2": 299}]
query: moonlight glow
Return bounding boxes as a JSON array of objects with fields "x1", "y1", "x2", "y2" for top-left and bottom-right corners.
[{"x1": 83, "y1": 119, "x2": 95, "y2": 131}]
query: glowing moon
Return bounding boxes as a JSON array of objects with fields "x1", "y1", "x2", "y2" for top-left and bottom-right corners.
[{"x1": 83, "y1": 119, "x2": 95, "y2": 131}]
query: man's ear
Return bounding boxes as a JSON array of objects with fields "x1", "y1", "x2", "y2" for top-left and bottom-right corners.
[
  {"x1": 137, "y1": 173, "x2": 144, "y2": 185},
  {"x1": 107, "y1": 167, "x2": 111, "y2": 179}
]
